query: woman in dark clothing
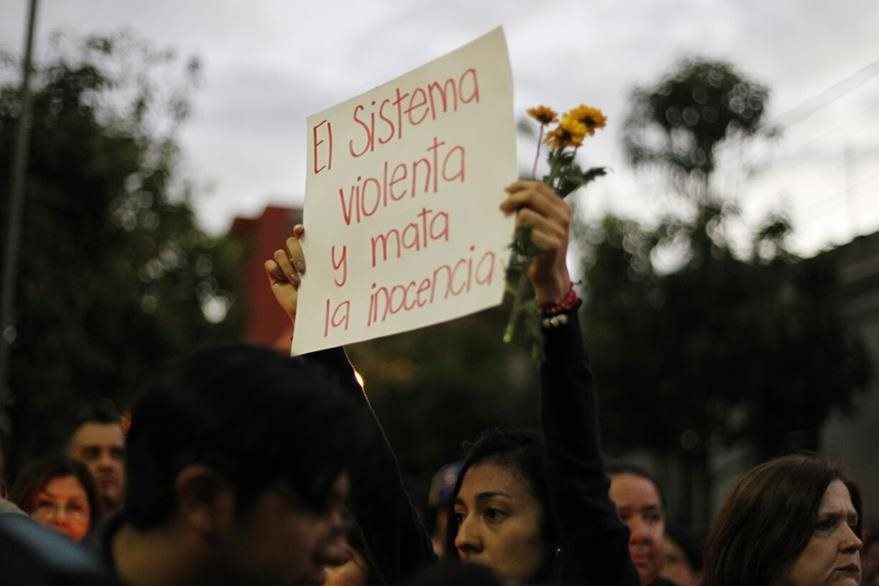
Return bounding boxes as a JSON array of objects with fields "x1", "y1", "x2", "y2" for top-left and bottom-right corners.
[
  {"x1": 267, "y1": 180, "x2": 638, "y2": 585},
  {"x1": 300, "y1": 343, "x2": 435, "y2": 586},
  {"x1": 444, "y1": 184, "x2": 637, "y2": 585},
  {"x1": 446, "y1": 309, "x2": 637, "y2": 585},
  {"x1": 702, "y1": 454, "x2": 863, "y2": 586}
]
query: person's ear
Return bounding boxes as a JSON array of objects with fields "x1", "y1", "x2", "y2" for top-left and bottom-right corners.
[{"x1": 174, "y1": 464, "x2": 235, "y2": 538}]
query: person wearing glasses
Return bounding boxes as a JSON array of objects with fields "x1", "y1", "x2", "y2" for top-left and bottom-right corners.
[{"x1": 10, "y1": 455, "x2": 101, "y2": 542}]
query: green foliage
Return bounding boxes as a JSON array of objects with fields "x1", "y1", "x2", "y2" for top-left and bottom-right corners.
[
  {"x1": 579, "y1": 58, "x2": 869, "y2": 526},
  {"x1": 543, "y1": 150, "x2": 607, "y2": 198},
  {"x1": 623, "y1": 58, "x2": 769, "y2": 195},
  {"x1": 0, "y1": 33, "x2": 244, "y2": 462},
  {"x1": 581, "y1": 215, "x2": 869, "y2": 462},
  {"x1": 503, "y1": 225, "x2": 541, "y2": 357}
]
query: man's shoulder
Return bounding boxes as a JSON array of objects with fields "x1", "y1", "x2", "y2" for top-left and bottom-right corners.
[
  {"x1": 0, "y1": 496, "x2": 25, "y2": 515},
  {"x1": 0, "y1": 514, "x2": 119, "y2": 585}
]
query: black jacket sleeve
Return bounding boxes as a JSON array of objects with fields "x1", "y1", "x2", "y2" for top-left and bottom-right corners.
[
  {"x1": 539, "y1": 314, "x2": 639, "y2": 586},
  {"x1": 303, "y1": 347, "x2": 436, "y2": 585}
]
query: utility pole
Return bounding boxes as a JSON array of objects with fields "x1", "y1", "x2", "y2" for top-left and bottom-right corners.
[
  {"x1": 0, "y1": 0, "x2": 40, "y2": 445},
  {"x1": 843, "y1": 145, "x2": 858, "y2": 240}
]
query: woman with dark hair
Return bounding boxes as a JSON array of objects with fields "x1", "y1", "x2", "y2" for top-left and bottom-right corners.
[
  {"x1": 606, "y1": 461, "x2": 671, "y2": 586},
  {"x1": 10, "y1": 455, "x2": 101, "y2": 542},
  {"x1": 266, "y1": 180, "x2": 638, "y2": 585},
  {"x1": 703, "y1": 453, "x2": 863, "y2": 586},
  {"x1": 446, "y1": 429, "x2": 553, "y2": 582},
  {"x1": 442, "y1": 181, "x2": 638, "y2": 585}
]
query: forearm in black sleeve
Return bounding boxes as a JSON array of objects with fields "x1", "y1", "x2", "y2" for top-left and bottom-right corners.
[
  {"x1": 540, "y1": 315, "x2": 639, "y2": 586},
  {"x1": 303, "y1": 347, "x2": 436, "y2": 584}
]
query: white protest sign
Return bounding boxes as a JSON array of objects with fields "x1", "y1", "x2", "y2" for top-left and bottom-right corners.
[{"x1": 293, "y1": 27, "x2": 516, "y2": 354}]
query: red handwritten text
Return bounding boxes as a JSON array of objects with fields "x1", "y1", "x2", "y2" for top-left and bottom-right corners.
[
  {"x1": 331, "y1": 245, "x2": 348, "y2": 287},
  {"x1": 324, "y1": 298, "x2": 350, "y2": 337},
  {"x1": 338, "y1": 138, "x2": 464, "y2": 225},
  {"x1": 366, "y1": 245, "x2": 497, "y2": 326},
  {"x1": 369, "y1": 207, "x2": 449, "y2": 267},
  {"x1": 348, "y1": 67, "x2": 479, "y2": 158},
  {"x1": 312, "y1": 120, "x2": 333, "y2": 175}
]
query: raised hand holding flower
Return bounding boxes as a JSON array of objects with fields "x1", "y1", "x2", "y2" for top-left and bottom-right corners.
[{"x1": 503, "y1": 104, "x2": 607, "y2": 357}]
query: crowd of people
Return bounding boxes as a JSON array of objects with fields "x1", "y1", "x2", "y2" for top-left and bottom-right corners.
[{"x1": 0, "y1": 179, "x2": 875, "y2": 586}]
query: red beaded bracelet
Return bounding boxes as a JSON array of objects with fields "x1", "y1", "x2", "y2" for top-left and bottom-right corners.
[{"x1": 539, "y1": 284, "x2": 581, "y2": 316}]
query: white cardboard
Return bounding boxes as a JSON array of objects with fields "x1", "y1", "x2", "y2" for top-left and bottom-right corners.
[{"x1": 293, "y1": 27, "x2": 516, "y2": 354}]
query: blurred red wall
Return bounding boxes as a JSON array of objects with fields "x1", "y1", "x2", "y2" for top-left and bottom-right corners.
[{"x1": 229, "y1": 205, "x2": 301, "y2": 350}]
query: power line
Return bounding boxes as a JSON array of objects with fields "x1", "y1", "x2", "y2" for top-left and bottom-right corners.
[
  {"x1": 0, "y1": 0, "x2": 38, "y2": 446},
  {"x1": 735, "y1": 65, "x2": 879, "y2": 236},
  {"x1": 770, "y1": 60, "x2": 879, "y2": 130},
  {"x1": 793, "y1": 173, "x2": 879, "y2": 228},
  {"x1": 779, "y1": 107, "x2": 879, "y2": 159},
  {"x1": 719, "y1": 65, "x2": 879, "y2": 207}
]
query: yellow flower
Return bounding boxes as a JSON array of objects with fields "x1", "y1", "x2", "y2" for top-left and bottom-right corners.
[
  {"x1": 565, "y1": 104, "x2": 607, "y2": 135},
  {"x1": 527, "y1": 105, "x2": 558, "y2": 125},
  {"x1": 544, "y1": 115, "x2": 587, "y2": 149}
]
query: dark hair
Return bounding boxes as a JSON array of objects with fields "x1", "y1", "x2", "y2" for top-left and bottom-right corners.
[
  {"x1": 444, "y1": 429, "x2": 557, "y2": 577},
  {"x1": 702, "y1": 453, "x2": 862, "y2": 586},
  {"x1": 10, "y1": 456, "x2": 102, "y2": 530},
  {"x1": 73, "y1": 401, "x2": 121, "y2": 427},
  {"x1": 426, "y1": 462, "x2": 462, "y2": 534},
  {"x1": 606, "y1": 461, "x2": 666, "y2": 508},
  {"x1": 66, "y1": 401, "x2": 124, "y2": 453},
  {"x1": 124, "y1": 344, "x2": 374, "y2": 528},
  {"x1": 665, "y1": 525, "x2": 703, "y2": 572},
  {"x1": 342, "y1": 514, "x2": 385, "y2": 586}
]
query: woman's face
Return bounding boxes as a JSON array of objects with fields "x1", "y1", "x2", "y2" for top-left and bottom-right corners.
[
  {"x1": 609, "y1": 472, "x2": 666, "y2": 585},
  {"x1": 782, "y1": 479, "x2": 862, "y2": 586},
  {"x1": 29, "y1": 475, "x2": 92, "y2": 542},
  {"x1": 453, "y1": 461, "x2": 545, "y2": 584}
]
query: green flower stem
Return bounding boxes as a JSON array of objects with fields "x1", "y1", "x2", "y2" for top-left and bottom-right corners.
[
  {"x1": 531, "y1": 126, "x2": 545, "y2": 178},
  {"x1": 502, "y1": 270, "x2": 530, "y2": 344}
]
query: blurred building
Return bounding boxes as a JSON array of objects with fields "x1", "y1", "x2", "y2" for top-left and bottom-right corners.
[
  {"x1": 710, "y1": 231, "x2": 879, "y2": 528},
  {"x1": 710, "y1": 230, "x2": 879, "y2": 526},
  {"x1": 652, "y1": 230, "x2": 879, "y2": 533},
  {"x1": 821, "y1": 230, "x2": 879, "y2": 522},
  {"x1": 228, "y1": 205, "x2": 300, "y2": 350}
]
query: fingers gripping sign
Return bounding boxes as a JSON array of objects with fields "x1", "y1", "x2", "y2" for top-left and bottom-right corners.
[
  {"x1": 500, "y1": 180, "x2": 572, "y2": 305},
  {"x1": 264, "y1": 224, "x2": 307, "y2": 325}
]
